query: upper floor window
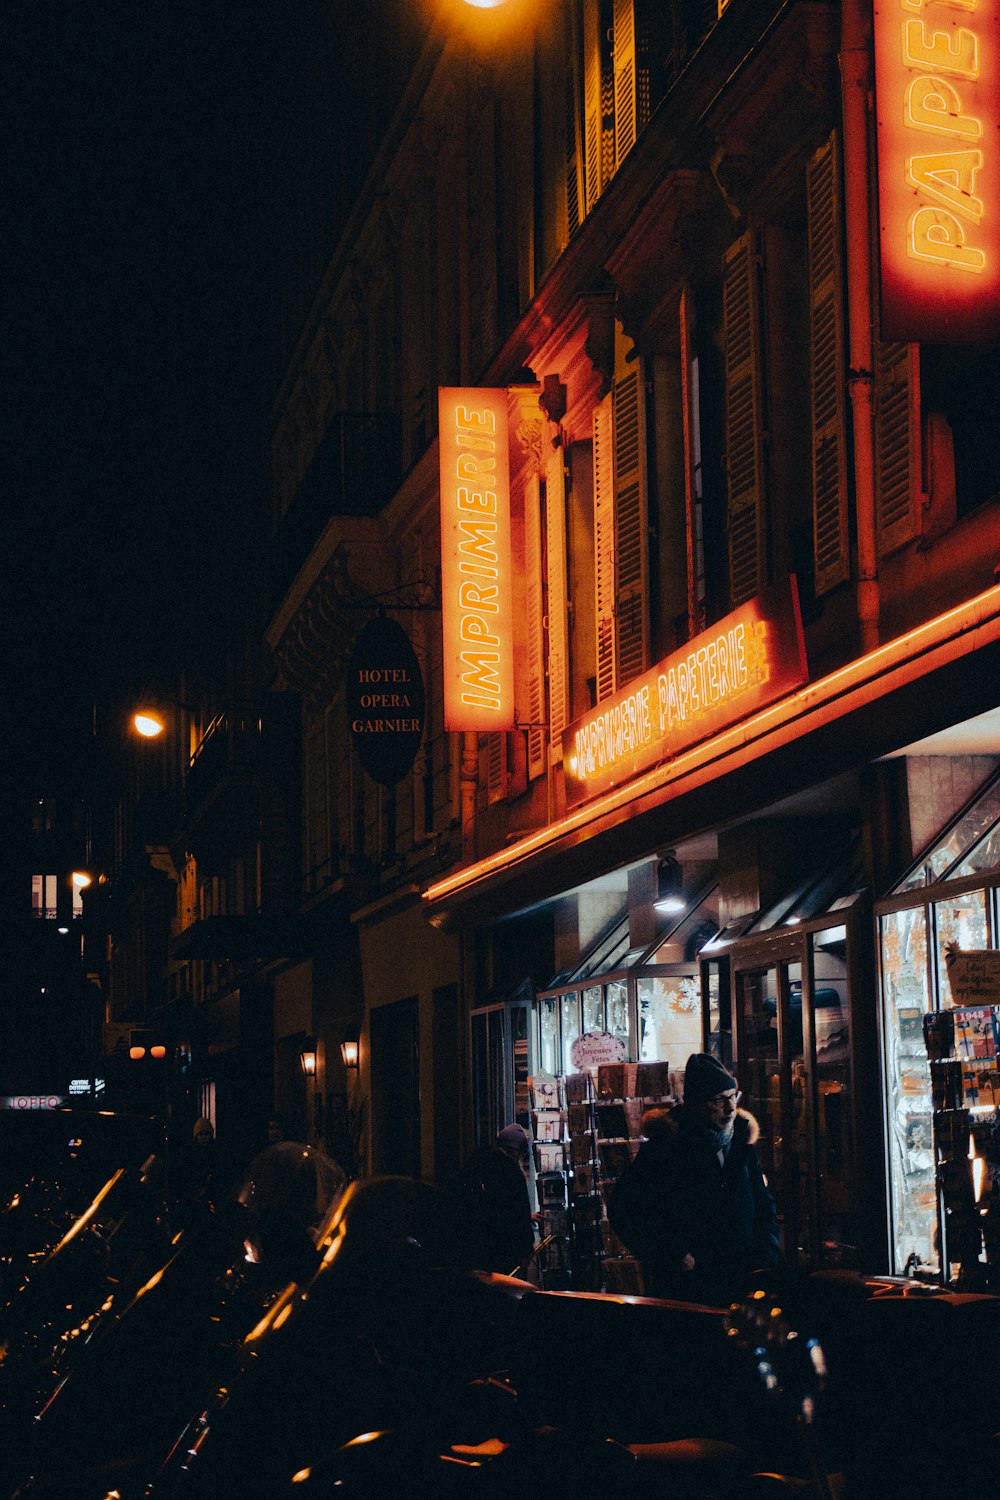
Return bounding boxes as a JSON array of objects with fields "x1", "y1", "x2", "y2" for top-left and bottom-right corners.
[{"x1": 31, "y1": 875, "x2": 57, "y2": 920}]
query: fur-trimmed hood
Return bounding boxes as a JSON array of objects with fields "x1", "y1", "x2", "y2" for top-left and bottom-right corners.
[{"x1": 643, "y1": 1103, "x2": 761, "y2": 1146}]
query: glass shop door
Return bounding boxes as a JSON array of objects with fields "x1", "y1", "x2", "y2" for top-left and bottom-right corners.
[
  {"x1": 732, "y1": 925, "x2": 858, "y2": 1271},
  {"x1": 736, "y1": 958, "x2": 814, "y2": 1269}
]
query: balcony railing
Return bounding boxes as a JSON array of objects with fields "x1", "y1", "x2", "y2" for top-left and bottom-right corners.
[
  {"x1": 271, "y1": 411, "x2": 402, "y2": 608},
  {"x1": 185, "y1": 710, "x2": 263, "y2": 816}
]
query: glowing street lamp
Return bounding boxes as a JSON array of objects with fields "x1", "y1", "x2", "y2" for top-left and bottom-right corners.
[
  {"x1": 129, "y1": 698, "x2": 198, "y2": 740},
  {"x1": 132, "y1": 710, "x2": 167, "y2": 739}
]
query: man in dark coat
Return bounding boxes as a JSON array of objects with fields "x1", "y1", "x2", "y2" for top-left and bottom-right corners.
[
  {"x1": 608, "y1": 1053, "x2": 779, "y2": 1306},
  {"x1": 455, "y1": 1124, "x2": 535, "y2": 1276}
]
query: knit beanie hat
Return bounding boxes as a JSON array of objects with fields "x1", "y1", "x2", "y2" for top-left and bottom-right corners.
[
  {"x1": 496, "y1": 1123, "x2": 530, "y2": 1161},
  {"x1": 682, "y1": 1052, "x2": 739, "y2": 1108}
]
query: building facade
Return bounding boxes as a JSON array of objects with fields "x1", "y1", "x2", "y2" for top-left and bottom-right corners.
[{"x1": 108, "y1": 0, "x2": 1000, "y2": 1282}]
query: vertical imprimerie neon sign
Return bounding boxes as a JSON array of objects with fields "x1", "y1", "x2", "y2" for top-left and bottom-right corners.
[{"x1": 438, "y1": 388, "x2": 515, "y2": 733}]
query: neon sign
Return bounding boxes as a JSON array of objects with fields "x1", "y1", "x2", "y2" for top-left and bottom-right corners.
[
  {"x1": 438, "y1": 388, "x2": 515, "y2": 733},
  {"x1": 875, "y1": 0, "x2": 1000, "y2": 341},
  {"x1": 563, "y1": 580, "x2": 807, "y2": 806}
]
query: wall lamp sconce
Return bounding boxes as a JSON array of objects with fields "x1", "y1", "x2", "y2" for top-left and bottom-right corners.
[
  {"x1": 654, "y1": 853, "x2": 686, "y2": 915},
  {"x1": 340, "y1": 1028, "x2": 360, "y2": 1072},
  {"x1": 299, "y1": 1038, "x2": 318, "y2": 1077}
]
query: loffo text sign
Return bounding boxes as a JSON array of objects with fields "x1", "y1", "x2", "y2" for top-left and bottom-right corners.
[
  {"x1": 874, "y1": 0, "x2": 1000, "y2": 341},
  {"x1": 346, "y1": 615, "x2": 426, "y2": 787},
  {"x1": 563, "y1": 579, "x2": 808, "y2": 807}
]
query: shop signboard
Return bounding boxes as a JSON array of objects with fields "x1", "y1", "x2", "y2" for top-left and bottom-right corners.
[
  {"x1": 346, "y1": 615, "x2": 426, "y2": 786},
  {"x1": 563, "y1": 578, "x2": 808, "y2": 808},
  {"x1": 945, "y1": 945, "x2": 1000, "y2": 1007},
  {"x1": 570, "y1": 1031, "x2": 626, "y2": 1071},
  {"x1": 873, "y1": 0, "x2": 1000, "y2": 341},
  {"x1": 438, "y1": 387, "x2": 515, "y2": 733},
  {"x1": 1, "y1": 1096, "x2": 65, "y2": 1110}
]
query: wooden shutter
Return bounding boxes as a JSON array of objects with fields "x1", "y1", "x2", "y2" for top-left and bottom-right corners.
[
  {"x1": 679, "y1": 285, "x2": 701, "y2": 636},
  {"x1": 545, "y1": 447, "x2": 570, "y2": 756},
  {"x1": 723, "y1": 232, "x2": 766, "y2": 606},
  {"x1": 875, "y1": 341, "x2": 919, "y2": 557},
  {"x1": 564, "y1": 7, "x2": 583, "y2": 238},
  {"x1": 807, "y1": 133, "x2": 850, "y2": 595},
  {"x1": 524, "y1": 473, "x2": 547, "y2": 781},
  {"x1": 486, "y1": 733, "x2": 508, "y2": 805},
  {"x1": 613, "y1": 362, "x2": 650, "y2": 685},
  {"x1": 613, "y1": 0, "x2": 638, "y2": 168},
  {"x1": 593, "y1": 395, "x2": 616, "y2": 702},
  {"x1": 583, "y1": 1, "x2": 605, "y2": 214}
]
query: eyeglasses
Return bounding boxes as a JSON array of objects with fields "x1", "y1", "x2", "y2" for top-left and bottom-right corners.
[{"x1": 705, "y1": 1090, "x2": 742, "y2": 1106}]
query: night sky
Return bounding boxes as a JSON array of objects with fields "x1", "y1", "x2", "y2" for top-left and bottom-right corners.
[{"x1": 5, "y1": 0, "x2": 337, "y2": 771}]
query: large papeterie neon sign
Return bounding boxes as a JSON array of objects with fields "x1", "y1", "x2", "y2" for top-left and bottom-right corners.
[
  {"x1": 563, "y1": 580, "x2": 808, "y2": 807},
  {"x1": 439, "y1": 388, "x2": 515, "y2": 732},
  {"x1": 874, "y1": 0, "x2": 1000, "y2": 341}
]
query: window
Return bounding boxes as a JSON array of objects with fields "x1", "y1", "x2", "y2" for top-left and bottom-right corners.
[{"x1": 31, "y1": 875, "x2": 57, "y2": 920}]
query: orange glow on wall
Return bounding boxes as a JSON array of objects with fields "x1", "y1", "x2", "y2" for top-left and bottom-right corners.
[
  {"x1": 438, "y1": 388, "x2": 515, "y2": 732},
  {"x1": 563, "y1": 580, "x2": 807, "y2": 807},
  {"x1": 875, "y1": 0, "x2": 1000, "y2": 341}
]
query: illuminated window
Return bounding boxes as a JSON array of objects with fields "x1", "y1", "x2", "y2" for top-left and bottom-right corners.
[{"x1": 31, "y1": 875, "x2": 57, "y2": 920}]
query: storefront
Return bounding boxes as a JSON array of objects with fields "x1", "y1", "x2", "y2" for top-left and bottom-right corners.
[
  {"x1": 432, "y1": 587, "x2": 1000, "y2": 1293},
  {"x1": 878, "y1": 767, "x2": 1000, "y2": 1280}
]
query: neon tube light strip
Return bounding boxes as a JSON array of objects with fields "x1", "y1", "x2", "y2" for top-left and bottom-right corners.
[{"x1": 424, "y1": 581, "x2": 1000, "y2": 908}]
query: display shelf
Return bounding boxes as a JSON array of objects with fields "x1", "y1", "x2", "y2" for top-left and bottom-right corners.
[{"x1": 923, "y1": 1004, "x2": 1000, "y2": 1288}]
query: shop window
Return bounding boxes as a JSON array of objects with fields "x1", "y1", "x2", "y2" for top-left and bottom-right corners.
[
  {"x1": 880, "y1": 905, "x2": 935, "y2": 1271},
  {"x1": 921, "y1": 345, "x2": 1000, "y2": 526},
  {"x1": 582, "y1": 984, "x2": 603, "y2": 1032},
  {"x1": 933, "y1": 890, "x2": 988, "y2": 1004},
  {"x1": 897, "y1": 770, "x2": 1000, "y2": 891},
  {"x1": 606, "y1": 978, "x2": 629, "y2": 1051},
  {"x1": 637, "y1": 974, "x2": 701, "y2": 1064},
  {"x1": 539, "y1": 995, "x2": 560, "y2": 1075},
  {"x1": 561, "y1": 993, "x2": 581, "y2": 1060}
]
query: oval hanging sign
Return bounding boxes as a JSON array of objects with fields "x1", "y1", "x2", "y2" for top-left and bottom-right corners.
[{"x1": 346, "y1": 615, "x2": 426, "y2": 786}]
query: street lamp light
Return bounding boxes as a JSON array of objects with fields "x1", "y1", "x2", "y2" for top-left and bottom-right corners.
[
  {"x1": 132, "y1": 711, "x2": 168, "y2": 739},
  {"x1": 129, "y1": 697, "x2": 199, "y2": 740}
]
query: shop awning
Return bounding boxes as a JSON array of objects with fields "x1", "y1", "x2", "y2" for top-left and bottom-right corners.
[{"x1": 425, "y1": 582, "x2": 1000, "y2": 930}]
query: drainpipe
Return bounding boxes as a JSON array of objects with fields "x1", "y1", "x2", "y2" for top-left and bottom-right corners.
[
  {"x1": 461, "y1": 729, "x2": 478, "y2": 863},
  {"x1": 840, "y1": 0, "x2": 880, "y2": 653}
]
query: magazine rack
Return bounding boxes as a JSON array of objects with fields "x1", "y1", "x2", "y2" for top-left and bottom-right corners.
[
  {"x1": 529, "y1": 1062, "x2": 673, "y2": 1291},
  {"x1": 923, "y1": 1004, "x2": 1000, "y2": 1286}
]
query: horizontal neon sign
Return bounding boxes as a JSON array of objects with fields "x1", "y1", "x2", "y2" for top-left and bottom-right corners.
[
  {"x1": 875, "y1": 0, "x2": 1000, "y2": 341},
  {"x1": 563, "y1": 580, "x2": 807, "y2": 806},
  {"x1": 438, "y1": 388, "x2": 515, "y2": 733}
]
